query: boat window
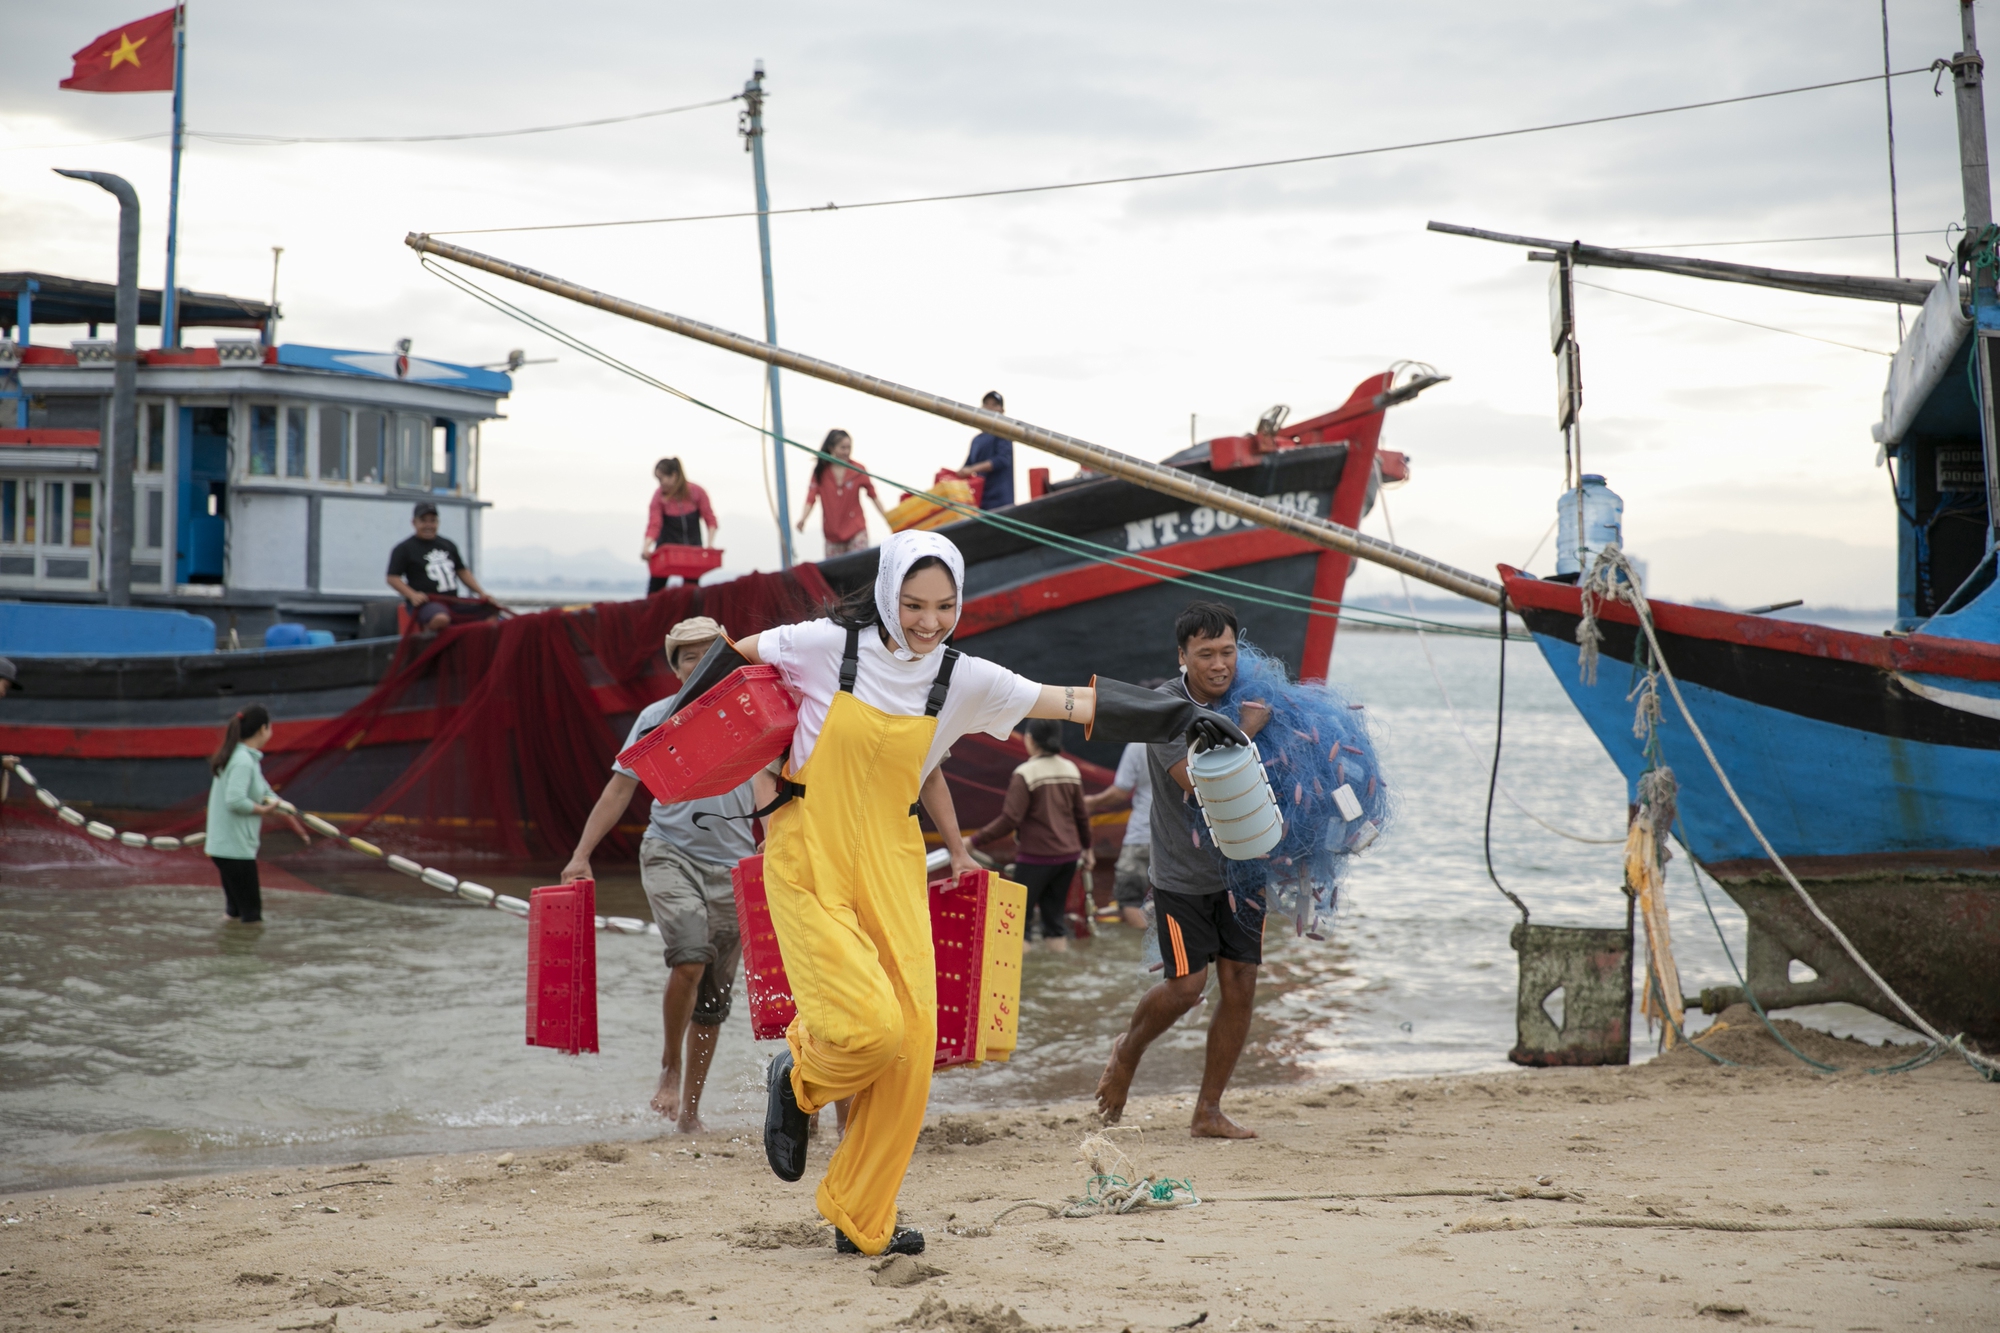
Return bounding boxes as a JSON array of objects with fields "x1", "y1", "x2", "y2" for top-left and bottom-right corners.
[
  {"x1": 285, "y1": 407, "x2": 308, "y2": 478},
  {"x1": 0, "y1": 480, "x2": 15, "y2": 543},
  {"x1": 355, "y1": 411, "x2": 386, "y2": 484},
  {"x1": 318, "y1": 406, "x2": 350, "y2": 480},
  {"x1": 143, "y1": 402, "x2": 165, "y2": 473},
  {"x1": 19, "y1": 481, "x2": 32, "y2": 545},
  {"x1": 43, "y1": 484, "x2": 62, "y2": 544},
  {"x1": 69, "y1": 483, "x2": 92, "y2": 546},
  {"x1": 396, "y1": 416, "x2": 428, "y2": 490},
  {"x1": 144, "y1": 487, "x2": 163, "y2": 549},
  {"x1": 249, "y1": 405, "x2": 279, "y2": 476},
  {"x1": 431, "y1": 422, "x2": 452, "y2": 491}
]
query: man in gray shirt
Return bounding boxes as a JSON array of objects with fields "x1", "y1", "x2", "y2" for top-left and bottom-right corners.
[
  {"x1": 562, "y1": 616, "x2": 775, "y2": 1133},
  {"x1": 1095, "y1": 601, "x2": 1270, "y2": 1140}
]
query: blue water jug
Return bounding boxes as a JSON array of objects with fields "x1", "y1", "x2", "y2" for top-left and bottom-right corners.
[
  {"x1": 1555, "y1": 474, "x2": 1623, "y2": 576},
  {"x1": 263, "y1": 622, "x2": 310, "y2": 648}
]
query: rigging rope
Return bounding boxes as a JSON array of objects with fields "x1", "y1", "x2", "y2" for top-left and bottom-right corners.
[
  {"x1": 1573, "y1": 545, "x2": 2000, "y2": 1078},
  {"x1": 417, "y1": 256, "x2": 1500, "y2": 639},
  {"x1": 1376, "y1": 490, "x2": 1624, "y2": 846}
]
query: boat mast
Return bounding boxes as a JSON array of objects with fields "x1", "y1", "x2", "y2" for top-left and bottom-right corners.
[
  {"x1": 741, "y1": 62, "x2": 795, "y2": 569},
  {"x1": 1948, "y1": 1, "x2": 2000, "y2": 548}
]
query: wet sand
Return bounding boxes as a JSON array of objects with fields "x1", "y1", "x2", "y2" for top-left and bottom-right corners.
[{"x1": 3, "y1": 1016, "x2": 1995, "y2": 1333}]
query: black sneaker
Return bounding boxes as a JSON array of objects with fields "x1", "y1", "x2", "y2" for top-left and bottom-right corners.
[
  {"x1": 836, "y1": 1227, "x2": 925, "y2": 1256},
  {"x1": 764, "y1": 1050, "x2": 809, "y2": 1182}
]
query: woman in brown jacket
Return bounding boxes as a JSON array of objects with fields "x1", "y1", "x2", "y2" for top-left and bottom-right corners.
[{"x1": 970, "y1": 718, "x2": 1095, "y2": 951}]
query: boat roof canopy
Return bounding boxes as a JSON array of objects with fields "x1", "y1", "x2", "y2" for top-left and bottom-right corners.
[
  {"x1": 0, "y1": 271, "x2": 272, "y2": 331},
  {"x1": 1873, "y1": 275, "x2": 1974, "y2": 447}
]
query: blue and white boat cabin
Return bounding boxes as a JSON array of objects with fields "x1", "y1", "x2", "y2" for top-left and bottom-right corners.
[{"x1": 0, "y1": 271, "x2": 509, "y2": 644}]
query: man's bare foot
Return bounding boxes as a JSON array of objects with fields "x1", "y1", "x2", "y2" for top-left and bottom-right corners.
[
  {"x1": 649, "y1": 1066, "x2": 681, "y2": 1119},
  {"x1": 1045, "y1": 937, "x2": 1069, "y2": 953},
  {"x1": 676, "y1": 1109, "x2": 706, "y2": 1135},
  {"x1": 1094, "y1": 1033, "x2": 1135, "y2": 1124},
  {"x1": 1190, "y1": 1104, "x2": 1256, "y2": 1139}
]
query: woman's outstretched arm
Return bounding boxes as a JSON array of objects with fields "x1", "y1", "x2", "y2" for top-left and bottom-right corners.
[{"x1": 1025, "y1": 684, "x2": 1096, "y2": 726}]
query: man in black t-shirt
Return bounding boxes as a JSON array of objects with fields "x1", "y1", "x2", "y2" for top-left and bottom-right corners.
[{"x1": 385, "y1": 501, "x2": 501, "y2": 632}]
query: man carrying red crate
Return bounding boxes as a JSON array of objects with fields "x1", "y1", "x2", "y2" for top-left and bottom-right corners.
[{"x1": 561, "y1": 616, "x2": 776, "y2": 1131}]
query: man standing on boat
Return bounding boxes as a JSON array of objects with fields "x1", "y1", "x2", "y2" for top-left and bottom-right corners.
[
  {"x1": 959, "y1": 391, "x2": 1015, "y2": 509},
  {"x1": 561, "y1": 616, "x2": 775, "y2": 1131},
  {"x1": 1095, "y1": 601, "x2": 1269, "y2": 1139}
]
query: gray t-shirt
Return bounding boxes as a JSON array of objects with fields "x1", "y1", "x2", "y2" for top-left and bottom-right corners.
[
  {"x1": 1146, "y1": 677, "x2": 1228, "y2": 897},
  {"x1": 612, "y1": 696, "x2": 759, "y2": 868}
]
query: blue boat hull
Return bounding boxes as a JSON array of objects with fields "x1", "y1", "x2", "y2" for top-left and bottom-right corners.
[{"x1": 1507, "y1": 577, "x2": 2000, "y2": 1045}]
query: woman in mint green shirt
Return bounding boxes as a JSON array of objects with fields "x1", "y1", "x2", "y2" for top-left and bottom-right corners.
[{"x1": 206, "y1": 705, "x2": 279, "y2": 923}]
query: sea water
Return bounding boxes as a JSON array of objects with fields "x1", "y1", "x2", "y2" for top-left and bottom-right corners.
[{"x1": 0, "y1": 629, "x2": 1913, "y2": 1192}]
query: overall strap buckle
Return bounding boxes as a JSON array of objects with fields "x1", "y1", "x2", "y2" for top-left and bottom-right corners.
[
  {"x1": 839, "y1": 624, "x2": 861, "y2": 694},
  {"x1": 690, "y1": 778, "x2": 807, "y2": 829},
  {"x1": 924, "y1": 647, "x2": 961, "y2": 718}
]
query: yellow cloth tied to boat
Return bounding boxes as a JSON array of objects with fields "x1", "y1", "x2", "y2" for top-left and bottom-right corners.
[
  {"x1": 1624, "y1": 815, "x2": 1684, "y2": 1050},
  {"x1": 885, "y1": 478, "x2": 978, "y2": 533}
]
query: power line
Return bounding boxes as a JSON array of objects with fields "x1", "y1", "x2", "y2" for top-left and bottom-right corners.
[
  {"x1": 429, "y1": 66, "x2": 1936, "y2": 237},
  {"x1": 1621, "y1": 230, "x2": 1903, "y2": 249},
  {"x1": 0, "y1": 93, "x2": 738, "y2": 153},
  {"x1": 192, "y1": 93, "x2": 740, "y2": 144},
  {"x1": 1573, "y1": 278, "x2": 1895, "y2": 355}
]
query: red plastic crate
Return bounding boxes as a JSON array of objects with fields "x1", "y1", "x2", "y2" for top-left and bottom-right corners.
[
  {"x1": 527, "y1": 879, "x2": 599, "y2": 1055},
  {"x1": 732, "y1": 856, "x2": 798, "y2": 1041},
  {"x1": 616, "y1": 664, "x2": 799, "y2": 804},
  {"x1": 930, "y1": 872, "x2": 991, "y2": 1068},
  {"x1": 732, "y1": 855, "x2": 993, "y2": 1068},
  {"x1": 647, "y1": 544, "x2": 724, "y2": 579}
]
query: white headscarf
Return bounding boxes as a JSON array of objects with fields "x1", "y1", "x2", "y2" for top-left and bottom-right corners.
[{"x1": 874, "y1": 529, "x2": 966, "y2": 661}]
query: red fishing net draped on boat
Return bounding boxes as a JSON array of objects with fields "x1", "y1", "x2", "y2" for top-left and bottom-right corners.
[{"x1": 267, "y1": 570, "x2": 833, "y2": 860}]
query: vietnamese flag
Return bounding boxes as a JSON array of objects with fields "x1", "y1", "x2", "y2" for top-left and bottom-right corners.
[{"x1": 60, "y1": 7, "x2": 178, "y2": 94}]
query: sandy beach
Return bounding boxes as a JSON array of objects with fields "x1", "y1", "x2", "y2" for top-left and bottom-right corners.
[{"x1": 2, "y1": 1013, "x2": 1994, "y2": 1333}]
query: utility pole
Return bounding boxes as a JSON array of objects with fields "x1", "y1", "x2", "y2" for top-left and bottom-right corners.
[{"x1": 741, "y1": 61, "x2": 794, "y2": 568}]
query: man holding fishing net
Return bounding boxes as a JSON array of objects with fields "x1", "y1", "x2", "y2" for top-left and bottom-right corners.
[{"x1": 1094, "y1": 600, "x2": 1390, "y2": 1139}]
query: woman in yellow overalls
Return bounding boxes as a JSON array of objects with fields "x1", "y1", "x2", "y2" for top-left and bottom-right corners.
[{"x1": 718, "y1": 530, "x2": 1244, "y2": 1256}]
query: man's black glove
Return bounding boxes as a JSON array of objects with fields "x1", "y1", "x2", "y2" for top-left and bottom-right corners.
[
  {"x1": 668, "y1": 637, "x2": 750, "y2": 715},
  {"x1": 1088, "y1": 676, "x2": 1249, "y2": 750}
]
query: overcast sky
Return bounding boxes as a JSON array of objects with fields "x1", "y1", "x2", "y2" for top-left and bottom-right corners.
[{"x1": 4, "y1": 0, "x2": 1986, "y2": 607}]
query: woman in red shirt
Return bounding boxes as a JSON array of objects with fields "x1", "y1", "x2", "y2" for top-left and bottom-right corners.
[
  {"x1": 642, "y1": 457, "x2": 719, "y2": 592},
  {"x1": 796, "y1": 430, "x2": 887, "y2": 558}
]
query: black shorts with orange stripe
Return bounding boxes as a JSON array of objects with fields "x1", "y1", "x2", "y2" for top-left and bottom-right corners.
[{"x1": 1153, "y1": 885, "x2": 1263, "y2": 977}]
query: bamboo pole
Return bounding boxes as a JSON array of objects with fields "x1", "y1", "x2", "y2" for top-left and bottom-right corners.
[{"x1": 405, "y1": 232, "x2": 1504, "y2": 606}]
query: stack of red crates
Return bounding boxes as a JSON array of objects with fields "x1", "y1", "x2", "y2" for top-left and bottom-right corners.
[{"x1": 731, "y1": 856, "x2": 993, "y2": 1069}]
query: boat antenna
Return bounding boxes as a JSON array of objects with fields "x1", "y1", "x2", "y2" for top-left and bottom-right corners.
[
  {"x1": 1881, "y1": 0, "x2": 1904, "y2": 340},
  {"x1": 268, "y1": 245, "x2": 282, "y2": 345},
  {"x1": 1942, "y1": 0, "x2": 2000, "y2": 547}
]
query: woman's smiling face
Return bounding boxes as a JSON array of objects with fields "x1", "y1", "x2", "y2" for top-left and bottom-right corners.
[{"x1": 897, "y1": 563, "x2": 959, "y2": 654}]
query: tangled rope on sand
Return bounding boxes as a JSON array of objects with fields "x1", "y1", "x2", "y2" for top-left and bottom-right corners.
[{"x1": 984, "y1": 1133, "x2": 1201, "y2": 1227}]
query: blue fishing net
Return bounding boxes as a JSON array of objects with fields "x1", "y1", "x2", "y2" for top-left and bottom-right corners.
[{"x1": 1177, "y1": 640, "x2": 1392, "y2": 941}]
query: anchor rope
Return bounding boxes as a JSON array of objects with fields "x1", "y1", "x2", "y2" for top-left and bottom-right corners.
[
  {"x1": 1572, "y1": 547, "x2": 1999, "y2": 1079},
  {"x1": 0, "y1": 757, "x2": 656, "y2": 939},
  {"x1": 1375, "y1": 488, "x2": 1623, "y2": 846}
]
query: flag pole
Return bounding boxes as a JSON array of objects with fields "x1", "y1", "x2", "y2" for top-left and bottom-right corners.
[{"x1": 160, "y1": 3, "x2": 186, "y2": 350}]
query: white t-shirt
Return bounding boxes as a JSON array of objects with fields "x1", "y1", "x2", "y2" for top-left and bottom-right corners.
[
  {"x1": 758, "y1": 619, "x2": 1041, "y2": 780},
  {"x1": 1112, "y1": 741, "x2": 1155, "y2": 847}
]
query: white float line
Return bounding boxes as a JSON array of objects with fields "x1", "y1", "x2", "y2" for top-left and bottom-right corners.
[{"x1": 1, "y1": 758, "x2": 657, "y2": 938}]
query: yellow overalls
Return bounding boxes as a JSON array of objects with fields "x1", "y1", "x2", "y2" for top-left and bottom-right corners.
[{"x1": 761, "y1": 628, "x2": 957, "y2": 1254}]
